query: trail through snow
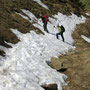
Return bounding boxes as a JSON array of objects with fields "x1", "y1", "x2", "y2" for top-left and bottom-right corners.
[{"x1": 0, "y1": 10, "x2": 86, "y2": 90}]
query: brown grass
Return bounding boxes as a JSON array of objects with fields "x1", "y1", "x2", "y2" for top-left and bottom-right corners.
[
  {"x1": 0, "y1": 0, "x2": 86, "y2": 56},
  {"x1": 48, "y1": 15, "x2": 90, "y2": 90},
  {"x1": 62, "y1": 17, "x2": 90, "y2": 90}
]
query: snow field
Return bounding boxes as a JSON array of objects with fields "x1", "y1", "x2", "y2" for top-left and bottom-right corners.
[{"x1": 0, "y1": 7, "x2": 86, "y2": 90}]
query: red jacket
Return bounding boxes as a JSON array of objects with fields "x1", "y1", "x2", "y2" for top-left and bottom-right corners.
[{"x1": 43, "y1": 15, "x2": 48, "y2": 22}]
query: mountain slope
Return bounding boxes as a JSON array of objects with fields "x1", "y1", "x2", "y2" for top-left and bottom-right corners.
[
  {"x1": 0, "y1": 0, "x2": 85, "y2": 56},
  {"x1": 0, "y1": 0, "x2": 90, "y2": 90},
  {"x1": 49, "y1": 15, "x2": 90, "y2": 90}
]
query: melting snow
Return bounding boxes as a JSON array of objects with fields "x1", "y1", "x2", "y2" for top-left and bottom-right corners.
[
  {"x1": 81, "y1": 35, "x2": 90, "y2": 43},
  {"x1": 15, "y1": 12, "x2": 29, "y2": 21},
  {"x1": 21, "y1": 9, "x2": 37, "y2": 23},
  {"x1": 15, "y1": 10, "x2": 37, "y2": 23},
  {"x1": 85, "y1": 13, "x2": 90, "y2": 16},
  {"x1": 33, "y1": 0, "x2": 49, "y2": 9},
  {"x1": 0, "y1": 10, "x2": 86, "y2": 90}
]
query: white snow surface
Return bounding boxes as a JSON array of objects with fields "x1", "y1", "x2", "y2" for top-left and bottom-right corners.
[
  {"x1": 85, "y1": 13, "x2": 90, "y2": 16},
  {"x1": 15, "y1": 10, "x2": 37, "y2": 23},
  {"x1": 33, "y1": 0, "x2": 49, "y2": 9},
  {"x1": 15, "y1": 12, "x2": 29, "y2": 20},
  {"x1": 81, "y1": 35, "x2": 90, "y2": 43},
  {"x1": 0, "y1": 10, "x2": 86, "y2": 90}
]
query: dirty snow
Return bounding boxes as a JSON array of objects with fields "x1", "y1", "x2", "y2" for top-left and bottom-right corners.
[
  {"x1": 33, "y1": 0, "x2": 49, "y2": 9},
  {"x1": 15, "y1": 10, "x2": 37, "y2": 23},
  {"x1": 85, "y1": 13, "x2": 90, "y2": 16},
  {"x1": 81, "y1": 35, "x2": 90, "y2": 43},
  {"x1": 15, "y1": 12, "x2": 29, "y2": 20},
  {"x1": 0, "y1": 10, "x2": 86, "y2": 90}
]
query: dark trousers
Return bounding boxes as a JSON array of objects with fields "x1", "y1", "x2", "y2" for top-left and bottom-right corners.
[
  {"x1": 56, "y1": 32, "x2": 64, "y2": 42},
  {"x1": 43, "y1": 22, "x2": 49, "y2": 33}
]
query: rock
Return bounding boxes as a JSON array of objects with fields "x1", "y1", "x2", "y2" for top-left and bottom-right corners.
[
  {"x1": 49, "y1": 57, "x2": 69, "y2": 71},
  {"x1": 42, "y1": 84, "x2": 57, "y2": 90}
]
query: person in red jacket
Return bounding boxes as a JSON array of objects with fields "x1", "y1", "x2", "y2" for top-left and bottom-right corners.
[{"x1": 41, "y1": 14, "x2": 49, "y2": 33}]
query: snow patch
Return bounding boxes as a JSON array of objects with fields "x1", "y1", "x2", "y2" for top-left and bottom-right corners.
[
  {"x1": 81, "y1": 35, "x2": 90, "y2": 43},
  {"x1": 33, "y1": 0, "x2": 49, "y2": 9},
  {"x1": 34, "y1": 12, "x2": 86, "y2": 44},
  {"x1": 0, "y1": 11, "x2": 86, "y2": 90},
  {"x1": 15, "y1": 12, "x2": 29, "y2": 21},
  {"x1": 15, "y1": 10, "x2": 37, "y2": 23},
  {"x1": 0, "y1": 29, "x2": 68, "y2": 90},
  {"x1": 85, "y1": 13, "x2": 90, "y2": 16},
  {"x1": 21, "y1": 9, "x2": 37, "y2": 23}
]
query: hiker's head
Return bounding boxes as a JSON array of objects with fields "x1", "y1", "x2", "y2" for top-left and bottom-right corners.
[{"x1": 57, "y1": 24, "x2": 59, "y2": 27}]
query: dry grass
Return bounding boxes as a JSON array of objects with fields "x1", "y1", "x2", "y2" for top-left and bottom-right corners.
[
  {"x1": 0, "y1": 0, "x2": 87, "y2": 56},
  {"x1": 62, "y1": 17, "x2": 90, "y2": 90}
]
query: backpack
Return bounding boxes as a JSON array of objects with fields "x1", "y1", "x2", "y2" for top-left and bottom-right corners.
[
  {"x1": 42, "y1": 17, "x2": 45, "y2": 23},
  {"x1": 58, "y1": 26, "x2": 62, "y2": 32},
  {"x1": 61, "y1": 25, "x2": 65, "y2": 32},
  {"x1": 43, "y1": 15, "x2": 48, "y2": 22}
]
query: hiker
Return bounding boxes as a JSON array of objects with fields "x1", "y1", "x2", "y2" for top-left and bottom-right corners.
[
  {"x1": 56, "y1": 24, "x2": 65, "y2": 42},
  {"x1": 41, "y1": 14, "x2": 49, "y2": 33}
]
